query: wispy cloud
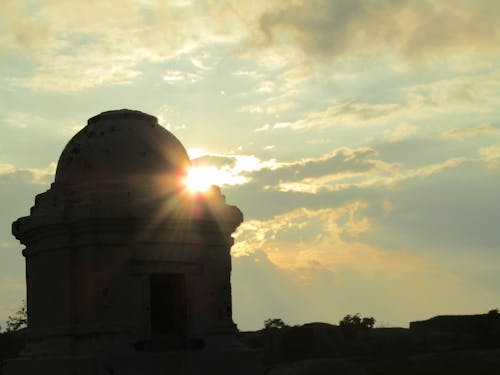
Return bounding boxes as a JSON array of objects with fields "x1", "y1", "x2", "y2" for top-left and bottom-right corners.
[
  {"x1": 268, "y1": 101, "x2": 401, "y2": 130},
  {"x1": 384, "y1": 123, "x2": 418, "y2": 142},
  {"x1": 442, "y1": 124, "x2": 500, "y2": 140},
  {"x1": 479, "y1": 146, "x2": 500, "y2": 171},
  {"x1": 186, "y1": 147, "x2": 394, "y2": 192},
  {"x1": 0, "y1": 162, "x2": 56, "y2": 185},
  {"x1": 162, "y1": 69, "x2": 202, "y2": 84},
  {"x1": 1, "y1": 112, "x2": 45, "y2": 129},
  {"x1": 242, "y1": 101, "x2": 296, "y2": 115},
  {"x1": 273, "y1": 157, "x2": 468, "y2": 194},
  {"x1": 1, "y1": 1, "x2": 241, "y2": 92},
  {"x1": 407, "y1": 73, "x2": 500, "y2": 112},
  {"x1": 189, "y1": 152, "x2": 279, "y2": 188},
  {"x1": 261, "y1": 72, "x2": 500, "y2": 132}
]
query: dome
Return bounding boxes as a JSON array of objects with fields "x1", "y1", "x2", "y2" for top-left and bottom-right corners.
[{"x1": 55, "y1": 109, "x2": 190, "y2": 186}]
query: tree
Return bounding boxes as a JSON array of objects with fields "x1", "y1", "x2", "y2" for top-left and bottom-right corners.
[
  {"x1": 339, "y1": 313, "x2": 375, "y2": 330},
  {"x1": 264, "y1": 318, "x2": 287, "y2": 330},
  {"x1": 5, "y1": 300, "x2": 28, "y2": 332}
]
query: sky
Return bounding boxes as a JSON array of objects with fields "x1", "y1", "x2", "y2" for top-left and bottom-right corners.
[{"x1": 0, "y1": 0, "x2": 499, "y2": 330}]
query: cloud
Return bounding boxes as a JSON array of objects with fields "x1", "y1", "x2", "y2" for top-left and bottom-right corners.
[
  {"x1": 0, "y1": 1, "x2": 53, "y2": 52},
  {"x1": 1, "y1": 0, "x2": 243, "y2": 91},
  {"x1": 237, "y1": 66, "x2": 306, "y2": 117},
  {"x1": 0, "y1": 112, "x2": 45, "y2": 129},
  {"x1": 273, "y1": 157, "x2": 468, "y2": 194},
  {"x1": 229, "y1": 202, "x2": 475, "y2": 328},
  {"x1": 479, "y1": 146, "x2": 500, "y2": 171},
  {"x1": 442, "y1": 124, "x2": 500, "y2": 140},
  {"x1": 364, "y1": 160, "x2": 500, "y2": 258},
  {"x1": 256, "y1": 80, "x2": 275, "y2": 93},
  {"x1": 230, "y1": 165, "x2": 500, "y2": 329},
  {"x1": 269, "y1": 101, "x2": 401, "y2": 130},
  {"x1": 163, "y1": 69, "x2": 202, "y2": 84},
  {"x1": 384, "y1": 123, "x2": 418, "y2": 142},
  {"x1": 232, "y1": 202, "x2": 416, "y2": 274},
  {"x1": 184, "y1": 144, "x2": 498, "y2": 197},
  {"x1": 242, "y1": 101, "x2": 296, "y2": 116},
  {"x1": 0, "y1": 162, "x2": 56, "y2": 185},
  {"x1": 21, "y1": 55, "x2": 143, "y2": 92},
  {"x1": 406, "y1": 73, "x2": 500, "y2": 112},
  {"x1": 263, "y1": 71, "x2": 500, "y2": 132},
  {"x1": 188, "y1": 152, "x2": 280, "y2": 188},
  {"x1": 253, "y1": 0, "x2": 500, "y2": 62},
  {"x1": 193, "y1": 153, "x2": 278, "y2": 173},
  {"x1": 3, "y1": 1, "x2": 500, "y2": 92},
  {"x1": 254, "y1": 123, "x2": 270, "y2": 131},
  {"x1": 231, "y1": 70, "x2": 262, "y2": 78},
  {"x1": 185, "y1": 147, "x2": 400, "y2": 193}
]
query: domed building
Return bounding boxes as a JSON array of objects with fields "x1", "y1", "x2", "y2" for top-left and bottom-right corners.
[
  {"x1": 55, "y1": 110, "x2": 190, "y2": 187},
  {"x1": 7, "y1": 110, "x2": 261, "y2": 374}
]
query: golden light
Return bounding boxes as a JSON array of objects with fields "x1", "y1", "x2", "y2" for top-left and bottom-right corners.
[{"x1": 183, "y1": 166, "x2": 215, "y2": 193}]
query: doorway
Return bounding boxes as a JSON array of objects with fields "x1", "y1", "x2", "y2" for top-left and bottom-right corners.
[{"x1": 149, "y1": 273, "x2": 187, "y2": 337}]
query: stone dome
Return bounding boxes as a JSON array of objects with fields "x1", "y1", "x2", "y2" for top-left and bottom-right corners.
[{"x1": 55, "y1": 109, "x2": 190, "y2": 186}]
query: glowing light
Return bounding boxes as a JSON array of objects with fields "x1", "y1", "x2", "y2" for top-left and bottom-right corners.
[
  {"x1": 183, "y1": 166, "x2": 215, "y2": 193},
  {"x1": 182, "y1": 165, "x2": 248, "y2": 193},
  {"x1": 186, "y1": 147, "x2": 207, "y2": 159}
]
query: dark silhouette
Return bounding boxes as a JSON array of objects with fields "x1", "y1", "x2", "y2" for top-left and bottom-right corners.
[
  {"x1": 4, "y1": 110, "x2": 262, "y2": 375},
  {"x1": 339, "y1": 313, "x2": 375, "y2": 330},
  {"x1": 3, "y1": 302, "x2": 27, "y2": 333},
  {"x1": 236, "y1": 309, "x2": 500, "y2": 374},
  {"x1": 264, "y1": 318, "x2": 288, "y2": 330},
  {"x1": 3, "y1": 309, "x2": 500, "y2": 373}
]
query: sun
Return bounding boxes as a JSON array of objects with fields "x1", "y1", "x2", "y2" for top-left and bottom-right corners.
[{"x1": 183, "y1": 166, "x2": 214, "y2": 193}]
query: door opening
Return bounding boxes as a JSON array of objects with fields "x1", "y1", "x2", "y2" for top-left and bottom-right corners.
[{"x1": 149, "y1": 273, "x2": 187, "y2": 337}]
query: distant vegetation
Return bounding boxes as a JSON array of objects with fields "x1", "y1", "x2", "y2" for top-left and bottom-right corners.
[
  {"x1": 1, "y1": 301, "x2": 27, "y2": 333},
  {"x1": 0, "y1": 301, "x2": 28, "y2": 372},
  {"x1": 339, "y1": 313, "x2": 375, "y2": 330},
  {"x1": 264, "y1": 318, "x2": 288, "y2": 330}
]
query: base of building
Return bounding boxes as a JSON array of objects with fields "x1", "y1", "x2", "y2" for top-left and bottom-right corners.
[{"x1": 4, "y1": 336, "x2": 263, "y2": 375}]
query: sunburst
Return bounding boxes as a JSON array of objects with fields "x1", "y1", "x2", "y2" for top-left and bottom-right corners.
[{"x1": 183, "y1": 166, "x2": 214, "y2": 193}]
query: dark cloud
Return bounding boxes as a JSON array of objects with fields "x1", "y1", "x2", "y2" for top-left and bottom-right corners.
[
  {"x1": 372, "y1": 137, "x2": 468, "y2": 168},
  {"x1": 254, "y1": 147, "x2": 378, "y2": 184},
  {"x1": 254, "y1": 0, "x2": 500, "y2": 61},
  {"x1": 366, "y1": 165, "x2": 500, "y2": 254},
  {"x1": 215, "y1": 147, "x2": 385, "y2": 218},
  {"x1": 258, "y1": 0, "x2": 366, "y2": 59}
]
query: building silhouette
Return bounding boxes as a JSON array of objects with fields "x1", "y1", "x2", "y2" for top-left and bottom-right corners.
[{"x1": 6, "y1": 110, "x2": 261, "y2": 374}]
